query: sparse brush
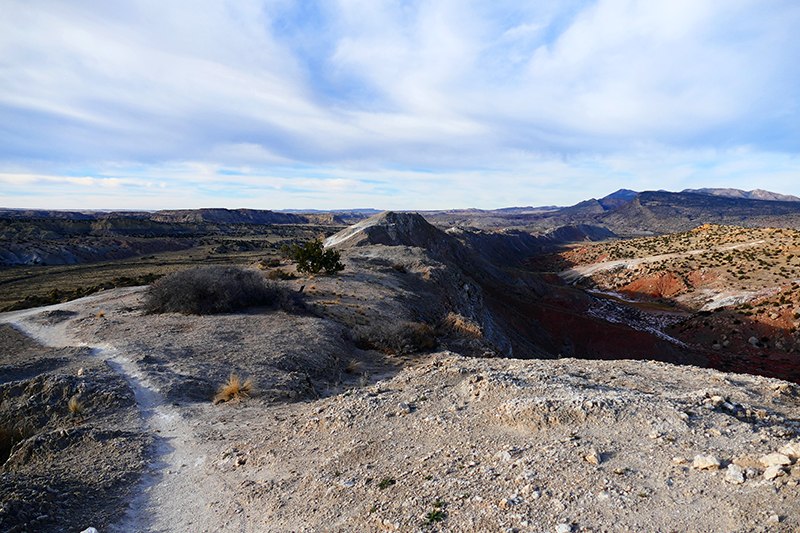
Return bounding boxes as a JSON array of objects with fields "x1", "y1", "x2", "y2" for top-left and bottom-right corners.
[
  {"x1": 352, "y1": 321, "x2": 438, "y2": 354},
  {"x1": 68, "y1": 396, "x2": 84, "y2": 416},
  {"x1": 214, "y1": 374, "x2": 254, "y2": 404},
  {"x1": 345, "y1": 359, "x2": 363, "y2": 374},
  {"x1": 440, "y1": 312, "x2": 482, "y2": 339},
  {"x1": 145, "y1": 266, "x2": 304, "y2": 315}
]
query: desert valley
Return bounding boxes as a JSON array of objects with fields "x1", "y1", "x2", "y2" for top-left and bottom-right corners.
[{"x1": 2, "y1": 188, "x2": 800, "y2": 533}]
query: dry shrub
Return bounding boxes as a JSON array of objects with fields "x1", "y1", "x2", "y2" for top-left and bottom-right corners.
[
  {"x1": 353, "y1": 321, "x2": 437, "y2": 354},
  {"x1": 345, "y1": 359, "x2": 364, "y2": 374},
  {"x1": 266, "y1": 269, "x2": 296, "y2": 280},
  {"x1": 68, "y1": 396, "x2": 84, "y2": 416},
  {"x1": 259, "y1": 258, "x2": 281, "y2": 269},
  {"x1": 214, "y1": 374, "x2": 254, "y2": 404},
  {"x1": 144, "y1": 266, "x2": 303, "y2": 315},
  {"x1": 440, "y1": 312, "x2": 483, "y2": 339}
]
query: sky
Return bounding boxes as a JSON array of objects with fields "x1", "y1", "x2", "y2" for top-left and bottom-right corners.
[{"x1": 2, "y1": 0, "x2": 800, "y2": 211}]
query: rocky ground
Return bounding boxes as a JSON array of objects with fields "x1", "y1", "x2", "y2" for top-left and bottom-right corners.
[{"x1": 1, "y1": 217, "x2": 800, "y2": 532}]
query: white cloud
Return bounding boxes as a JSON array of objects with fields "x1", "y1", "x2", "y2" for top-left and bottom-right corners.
[{"x1": 0, "y1": 0, "x2": 799, "y2": 209}]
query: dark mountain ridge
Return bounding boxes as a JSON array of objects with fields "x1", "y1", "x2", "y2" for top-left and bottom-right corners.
[
  {"x1": 0, "y1": 208, "x2": 345, "y2": 226},
  {"x1": 596, "y1": 190, "x2": 800, "y2": 236}
]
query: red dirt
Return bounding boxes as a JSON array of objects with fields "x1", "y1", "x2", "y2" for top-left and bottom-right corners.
[{"x1": 618, "y1": 272, "x2": 687, "y2": 299}]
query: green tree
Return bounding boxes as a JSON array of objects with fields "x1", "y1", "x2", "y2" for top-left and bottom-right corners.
[{"x1": 281, "y1": 241, "x2": 345, "y2": 275}]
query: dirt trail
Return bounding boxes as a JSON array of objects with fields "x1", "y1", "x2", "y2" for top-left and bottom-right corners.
[{"x1": 1, "y1": 297, "x2": 240, "y2": 533}]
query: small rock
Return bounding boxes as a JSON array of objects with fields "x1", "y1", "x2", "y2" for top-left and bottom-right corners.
[
  {"x1": 767, "y1": 514, "x2": 781, "y2": 524},
  {"x1": 396, "y1": 402, "x2": 412, "y2": 415},
  {"x1": 778, "y1": 442, "x2": 800, "y2": 461},
  {"x1": 763, "y1": 465, "x2": 786, "y2": 480},
  {"x1": 597, "y1": 490, "x2": 611, "y2": 501},
  {"x1": 672, "y1": 456, "x2": 687, "y2": 465},
  {"x1": 693, "y1": 454, "x2": 721, "y2": 470},
  {"x1": 380, "y1": 518, "x2": 400, "y2": 531},
  {"x1": 80, "y1": 529, "x2": 99, "y2": 533},
  {"x1": 749, "y1": 336, "x2": 760, "y2": 346},
  {"x1": 584, "y1": 448, "x2": 601, "y2": 466},
  {"x1": 499, "y1": 498, "x2": 514, "y2": 509},
  {"x1": 760, "y1": 453, "x2": 791, "y2": 468},
  {"x1": 495, "y1": 450, "x2": 513, "y2": 462},
  {"x1": 724, "y1": 464, "x2": 745, "y2": 484},
  {"x1": 555, "y1": 524, "x2": 572, "y2": 533}
]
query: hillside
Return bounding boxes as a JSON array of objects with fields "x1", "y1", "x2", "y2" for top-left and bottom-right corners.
[
  {"x1": 418, "y1": 189, "x2": 800, "y2": 235},
  {"x1": 596, "y1": 191, "x2": 800, "y2": 237},
  {"x1": 544, "y1": 224, "x2": 800, "y2": 382},
  {"x1": 1, "y1": 223, "x2": 799, "y2": 531}
]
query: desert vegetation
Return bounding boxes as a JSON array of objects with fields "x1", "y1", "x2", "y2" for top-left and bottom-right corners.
[
  {"x1": 144, "y1": 266, "x2": 303, "y2": 315},
  {"x1": 352, "y1": 321, "x2": 438, "y2": 355},
  {"x1": 213, "y1": 374, "x2": 254, "y2": 404},
  {"x1": 281, "y1": 240, "x2": 345, "y2": 275}
]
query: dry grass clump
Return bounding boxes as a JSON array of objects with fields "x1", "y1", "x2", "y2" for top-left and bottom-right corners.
[
  {"x1": 213, "y1": 374, "x2": 255, "y2": 404},
  {"x1": 345, "y1": 359, "x2": 364, "y2": 374},
  {"x1": 144, "y1": 266, "x2": 304, "y2": 315},
  {"x1": 68, "y1": 396, "x2": 84, "y2": 416},
  {"x1": 440, "y1": 312, "x2": 483, "y2": 339}
]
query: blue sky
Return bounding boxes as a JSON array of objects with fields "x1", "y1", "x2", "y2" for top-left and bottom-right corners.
[{"x1": 2, "y1": 0, "x2": 799, "y2": 210}]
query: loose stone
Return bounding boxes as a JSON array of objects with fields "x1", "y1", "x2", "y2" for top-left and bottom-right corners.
[
  {"x1": 585, "y1": 448, "x2": 601, "y2": 466},
  {"x1": 692, "y1": 454, "x2": 721, "y2": 470},
  {"x1": 759, "y1": 453, "x2": 791, "y2": 468},
  {"x1": 724, "y1": 464, "x2": 745, "y2": 484},
  {"x1": 763, "y1": 465, "x2": 786, "y2": 480},
  {"x1": 778, "y1": 442, "x2": 800, "y2": 461}
]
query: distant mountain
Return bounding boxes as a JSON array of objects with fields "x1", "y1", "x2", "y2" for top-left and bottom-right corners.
[
  {"x1": 598, "y1": 189, "x2": 638, "y2": 210},
  {"x1": 597, "y1": 190, "x2": 800, "y2": 236},
  {"x1": 552, "y1": 189, "x2": 639, "y2": 216},
  {"x1": 150, "y1": 208, "x2": 328, "y2": 225},
  {"x1": 0, "y1": 208, "x2": 346, "y2": 227},
  {"x1": 682, "y1": 188, "x2": 800, "y2": 202}
]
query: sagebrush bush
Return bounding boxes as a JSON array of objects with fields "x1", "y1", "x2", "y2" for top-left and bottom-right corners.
[
  {"x1": 144, "y1": 266, "x2": 303, "y2": 315},
  {"x1": 353, "y1": 321, "x2": 437, "y2": 354}
]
